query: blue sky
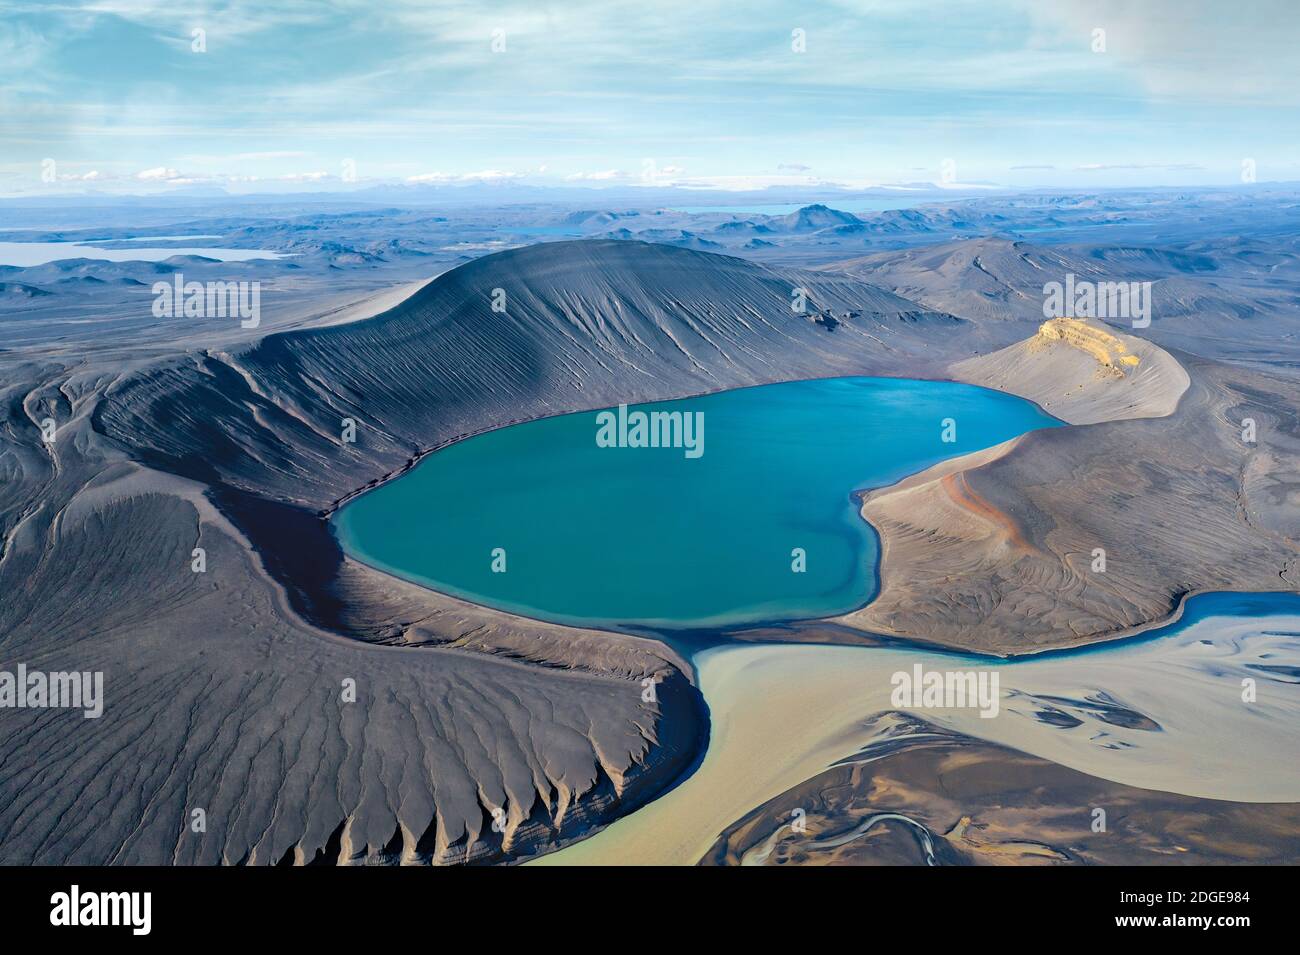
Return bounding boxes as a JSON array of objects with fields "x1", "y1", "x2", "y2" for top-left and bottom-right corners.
[{"x1": 2, "y1": 0, "x2": 1297, "y2": 196}]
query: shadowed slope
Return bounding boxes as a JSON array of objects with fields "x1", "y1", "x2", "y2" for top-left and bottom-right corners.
[
  {"x1": 92, "y1": 239, "x2": 984, "y2": 642},
  {"x1": 5, "y1": 237, "x2": 1294, "y2": 864},
  {"x1": 96, "y1": 240, "x2": 972, "y2": 506},
  {"x1": 1, "y1": 240, "x2": 979, "y2": 865}
]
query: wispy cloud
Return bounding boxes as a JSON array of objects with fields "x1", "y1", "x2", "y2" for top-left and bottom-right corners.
[
  {"x1": 564, "y1": 170, "x2": 626, "y2": 182},
  {"x1": 407, "y1": 170, "x2": 524, "y2": 183},
  {"x1": 1075, "y1": 162, "x2": 1206, "y2": 171},
  {"x1": 136, "y1": 166, "x2": 181, "y2": 181},
  {"x1": 2, "y1": 0, "x2": 1294, "y2": 194}
]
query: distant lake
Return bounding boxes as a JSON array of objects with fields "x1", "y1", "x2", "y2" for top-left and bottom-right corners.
[
  {"x1": 0, "y1": 240, "x2": 289, "y2": 267},
  {"x1": 333, "y1": 377, "x2": 1061, "y2": 630}
]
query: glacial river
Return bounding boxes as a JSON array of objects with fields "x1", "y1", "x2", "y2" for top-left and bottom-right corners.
[{"x1": 535, "y1": 591, "x2": 1300, "y2": 865}]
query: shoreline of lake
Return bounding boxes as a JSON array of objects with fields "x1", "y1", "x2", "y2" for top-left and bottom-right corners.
[{"x1": 332, "y1": 375, "x2": 1062, "y2": 632}]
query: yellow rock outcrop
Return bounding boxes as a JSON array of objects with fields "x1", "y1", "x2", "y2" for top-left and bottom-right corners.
[{"x1": 1034, "y1": 317, "x2": 1140, "y2": 376}]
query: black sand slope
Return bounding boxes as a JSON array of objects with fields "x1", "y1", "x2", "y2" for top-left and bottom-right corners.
[
  {"x1": 0, "y1": 240, "x2": 980, "y2": 865},
  {"x1": 3, "y1": 236, "x2": 1294, "y2": 864}
]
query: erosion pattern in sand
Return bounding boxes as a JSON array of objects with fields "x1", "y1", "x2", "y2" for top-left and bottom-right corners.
[
  {"x1": 703, "y1": 728, "x2": 1300, "y2": 866},
  {"x1": 2, "y1": 238, "x2": 1294, "y2": 863},
  {"x1": 540, "y1": 602, "x2": 1300, "y2": 866},
  {"x1": 0, "y1": 240, "x2": 1020, "y2": 865}
]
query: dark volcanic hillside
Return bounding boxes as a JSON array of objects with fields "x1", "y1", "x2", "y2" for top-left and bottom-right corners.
[
  {"x1": 95, "y1": 240, "x2": 981, "y2": 512},
  {"x1": 822, "y1": 238, "x2": 1118, "y2": 322},
  {"x1": 824, "y1": 236, "x2": 1300, "y2": 361},
  {"x1": 2, "y1": 234, "x2": 1296, "y2": 864},
  {"x1": 1, "y1": 240, "x2": 990, "y2": 866}
]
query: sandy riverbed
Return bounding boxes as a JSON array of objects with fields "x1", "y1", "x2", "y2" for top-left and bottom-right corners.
[{"x1": 536, "y1": 597, "x2": 1300, "y2": 865}]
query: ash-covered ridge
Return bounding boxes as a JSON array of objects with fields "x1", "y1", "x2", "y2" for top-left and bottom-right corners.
[
  {"x1": 0, "y1": 239, "x2": 980, "y2": 865},
  {"x1": 4, "y1": 234, "x2": 1295, "y2": 862}
]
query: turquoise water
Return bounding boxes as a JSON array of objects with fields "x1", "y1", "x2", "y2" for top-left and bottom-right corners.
[{"x1": 333, "y1": 377, "x2": 1062, "y2": 629}]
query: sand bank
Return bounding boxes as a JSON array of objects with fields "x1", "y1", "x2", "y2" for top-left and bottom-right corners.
[{"x1": 537, "y1": 598, "x2": 1300, "y2": 865}]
